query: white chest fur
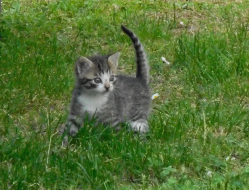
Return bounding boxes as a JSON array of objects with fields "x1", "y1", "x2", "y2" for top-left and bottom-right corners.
[{"x1": 78, "y1": 94, "x2": 108, "y2": 116}]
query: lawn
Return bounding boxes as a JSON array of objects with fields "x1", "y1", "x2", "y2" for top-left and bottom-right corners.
[{"x1": 0, "y1": 0, "x2": 249, "y2": 189}]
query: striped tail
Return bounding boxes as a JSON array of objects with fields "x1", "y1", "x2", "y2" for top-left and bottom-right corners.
[{"x1": 121, "y1": 25, "x2": 149, "y2": 84}]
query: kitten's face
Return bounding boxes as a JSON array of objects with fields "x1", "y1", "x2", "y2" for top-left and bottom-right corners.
[
  {"x1": 75, "y1": 53, "x2": 120, "y2": 94},
  {"x1": 83, "y1": 71, "x2": 116, "y2": 93}
]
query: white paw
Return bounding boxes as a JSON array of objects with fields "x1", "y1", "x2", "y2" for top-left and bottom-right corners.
[{"x1": 130, "y1": 120, "x2": 149, "y2": 133}]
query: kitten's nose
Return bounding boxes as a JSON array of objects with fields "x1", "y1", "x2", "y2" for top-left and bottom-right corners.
[{"x1": 105, "y1": 83, "x2": 110, "y2": 91}]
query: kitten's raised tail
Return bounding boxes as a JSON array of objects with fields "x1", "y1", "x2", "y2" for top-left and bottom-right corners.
[{"x1": 121, "y1": 25, "x2": 149, "y2": 84}]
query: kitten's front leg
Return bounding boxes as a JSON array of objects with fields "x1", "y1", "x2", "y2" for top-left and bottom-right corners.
[{"x1": 62, "y1": 115, "x2": 83, "y2": 146}]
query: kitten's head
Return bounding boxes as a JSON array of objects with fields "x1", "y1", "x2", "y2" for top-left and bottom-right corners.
[{"x1": 75, "y1": 52, "x2": 120, "y2": 94}]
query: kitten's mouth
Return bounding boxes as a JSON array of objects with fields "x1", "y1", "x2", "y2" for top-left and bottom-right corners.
[{"x1": 103, "y1": 88, "x2": 111, "y2": 93}]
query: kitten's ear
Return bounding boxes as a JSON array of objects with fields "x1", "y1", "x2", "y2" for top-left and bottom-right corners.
[
  {"x1": 108, "y1": 52, "x2": 120, "y2": 73},
  {"x1": 75, "y1": 56, "x2": 94, "y2": 77}
]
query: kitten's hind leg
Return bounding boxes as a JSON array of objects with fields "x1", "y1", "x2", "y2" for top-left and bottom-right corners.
[
  {"x1": 62, "y1": 115, "x2": 83, "y2": 146},
  {"x1": 130, "y1": 119, "x2": 149, "y2": 134}
]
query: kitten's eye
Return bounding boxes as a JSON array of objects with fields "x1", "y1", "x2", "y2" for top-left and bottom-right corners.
[
  {"x1": 94, "y1": 78, "x2": 102, "y2": 83},
  {"x1": 109, "y1": 75, "x2": 115, "y2": 82}
]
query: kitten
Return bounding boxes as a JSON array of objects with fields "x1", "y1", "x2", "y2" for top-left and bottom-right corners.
[{"x1": 63, "y1": 25, "x2": 151, "y2": 146}]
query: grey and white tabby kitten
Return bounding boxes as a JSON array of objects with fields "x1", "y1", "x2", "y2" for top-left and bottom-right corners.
[{"x1": 63, "y1": 25, "x2": 150, "y2": 146}]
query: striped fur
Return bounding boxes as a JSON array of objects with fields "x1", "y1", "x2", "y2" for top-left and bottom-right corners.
[{"x1": 62, "y1": 25, "x2": 151, "y2": 146}]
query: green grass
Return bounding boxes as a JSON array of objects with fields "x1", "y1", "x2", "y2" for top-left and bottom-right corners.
[{"x1": 1, "y1": 0, "x2": 249, "y2": 189}]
